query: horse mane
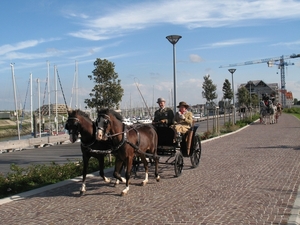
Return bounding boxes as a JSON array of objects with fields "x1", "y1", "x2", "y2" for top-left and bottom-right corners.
[
  {"x1": 98, "y1": 108, "x2": 123, "y2": 122},
  {"x1": 70, "y1": 109, "x2": 92, "y2": 122}
]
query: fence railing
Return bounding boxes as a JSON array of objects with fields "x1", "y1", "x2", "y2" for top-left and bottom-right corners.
[{"x1": 0, "y1": 134, "x2": 70, "y2": 153}]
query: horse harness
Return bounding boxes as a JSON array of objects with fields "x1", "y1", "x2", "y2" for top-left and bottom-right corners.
[
  {"x1": 66, "y1": 117, "x2": 97, "y2": 148},
  {"x1": 97, "y1": 114, "x2": 143, "y2": 155}
]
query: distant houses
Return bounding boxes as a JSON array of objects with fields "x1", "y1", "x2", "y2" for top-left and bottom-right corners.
[{"x1": 239, "y1": 80, "x2": 293, "y2": 107}]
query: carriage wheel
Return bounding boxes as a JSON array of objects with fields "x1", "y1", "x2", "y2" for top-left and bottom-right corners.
[
  {"x1": 190, "y1": 135, "x2": 201, "y2": 168},
  {"x1": 174, "y1": 151, "x2": 184, "y2": 177}
]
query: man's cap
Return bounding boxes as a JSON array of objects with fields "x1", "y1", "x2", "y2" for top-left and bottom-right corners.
[{"x1": 157, "y1": 97, "x2": 166, "y2": 103}]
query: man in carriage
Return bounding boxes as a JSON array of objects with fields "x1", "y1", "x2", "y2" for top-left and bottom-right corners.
[
  {"x1": 171, "y1": 101, "x2": 194, "y2": 155},
  {"x1": 152, "y1": 97, "x2": 174, "y2": 127}
]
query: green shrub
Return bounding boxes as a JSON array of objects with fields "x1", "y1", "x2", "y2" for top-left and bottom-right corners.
[
  {"x1": 283, "y1": 107, "x2": 300, "y2": 114},
  {"x1": 0, "y1": 156, "x2": 114, "y2": 199}
]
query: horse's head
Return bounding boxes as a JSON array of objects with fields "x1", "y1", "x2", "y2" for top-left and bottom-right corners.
[
  {"x1": 95, "y1": 111, "x2": 111, "y2": 141},
  {"x1": 65, "y1": 110, "x2": 81, "y2": 143},
  {"x1": 96, "y1": 109, "x2": 123, "y2": 141}
]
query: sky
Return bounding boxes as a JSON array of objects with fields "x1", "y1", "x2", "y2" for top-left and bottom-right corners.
[{"x1": 1, "y1": 0, "x2": 300, "y2": 112}]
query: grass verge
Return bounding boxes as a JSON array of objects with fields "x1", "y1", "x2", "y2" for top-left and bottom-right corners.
[{"x1": 0, "y1": 157, "x2": 114, "y2": 199}]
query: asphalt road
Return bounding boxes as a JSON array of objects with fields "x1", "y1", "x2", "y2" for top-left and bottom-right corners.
[{"x1": 0, "y1": 142, "x2": 83, "y2": 175}]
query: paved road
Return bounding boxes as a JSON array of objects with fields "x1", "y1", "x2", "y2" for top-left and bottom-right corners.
[{"x1": 0, "y1": 113, "x2": 300, "y2": 224}]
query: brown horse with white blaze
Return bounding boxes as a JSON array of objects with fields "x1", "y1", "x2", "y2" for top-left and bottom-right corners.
[
  {"x1": 65, "y1": 109, "x2": 114, "y2": 195},
  {"x1": 96, "y1": 108, "x2": 160, "y2": 196}
]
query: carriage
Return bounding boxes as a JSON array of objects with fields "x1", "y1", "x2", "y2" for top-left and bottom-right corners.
[
  {"x1": 66, "y1": 108, "x2": 202, "y2": 196},
  {"x1": 147, "y1": 124, "x2": 202, "y2": 177}
]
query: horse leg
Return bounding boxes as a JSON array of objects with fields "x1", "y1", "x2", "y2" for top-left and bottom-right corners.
[
  {"x1": 260, "y1": 116, "x2": 262, "y2": 124},
  {"x1": 121, "y1": 156, "x2": 133, "y2": 196},
  {"x1": 97, "y1": 155, "x2": 110, "y2": 183},
  {"x1": 151, "y1": 151, "x2": 160, "y2": 182},
  {"x1": 80, "y1": 151, "x2": 90, "y2": 195},
  {"x1": 113, "y1": 158, "x2": 126, "y2": 186},
  {"x1": 115, "y1": 162, "x2": 127, "y2": 185},
  {"x1": 139, "y1": 155, "x2": 149, "y2": 186}
]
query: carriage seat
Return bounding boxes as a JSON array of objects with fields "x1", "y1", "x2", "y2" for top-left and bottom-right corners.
[
  {"x1": 182, "y1": 121, "x2": 195, "y2": 156},
  {"x1": 156, "y1": 126, "x2": 177, "y2": 146}
]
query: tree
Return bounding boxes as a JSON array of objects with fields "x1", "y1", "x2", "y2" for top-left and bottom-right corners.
[
  {"x1": 202, "y1": 74, "x2": 217, "y2": 105},
  {"x1": 221, "y1": 79, "x2": 233, "y2": 122},
  {"x1": 237, "y1": 86, "x2": 249, "y2": 107},
  {"x1": 85, "y1": 58, "x2": 124, "y2": 109},
  {"x1": 222, "y1": 79, "x2": 233, "y2": 103},
  {"x1": 294, "y1": 98, "x2": 298, "y2": 105},
  {"x1": 249, "y1": 93, "x2": 259, "y2": 108}
]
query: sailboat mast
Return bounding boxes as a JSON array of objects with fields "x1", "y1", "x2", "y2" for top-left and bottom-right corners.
[
  {"x1": 75, "y1": 60, "x2": 78, "y2": 109},
  {"x1": 54, "y1": 65, "x2": 58, "y2": 135},
  {"x1": 10, "y1": 63, "x2": 21, "y2": 140},
  {"x1": 47, "y1": 61, "x2": 51, "y2": 133},
  {"x1": 37, "y1": 78, "x2": 41, "y2": 138},
  {"x1": 30, "y1": 73, "x2": 33, "y2": 133}
]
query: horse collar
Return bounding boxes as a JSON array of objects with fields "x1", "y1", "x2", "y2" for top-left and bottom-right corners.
[
  {"x1": 81, "y1": 121, "x2": 97, "y2": 147},
  {"x1": 110, "y1": 124, "x2": 141, "y2": 153},
  {"x1": 111, "y1": 123, "x2": 127, "y2": 152}
]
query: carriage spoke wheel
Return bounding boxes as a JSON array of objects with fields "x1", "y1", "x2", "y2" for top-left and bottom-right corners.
[
  {"x1": 174, "y1": 151, "x2": 184, "y2": 177},
  {"x1": 190, "y1": 135, "x2": 201, "y2": 168}
]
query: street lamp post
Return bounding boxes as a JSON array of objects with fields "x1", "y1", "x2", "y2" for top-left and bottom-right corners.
[
  {"x1": 228, "y1": 68, "x2": 236, "y2": 124},
  {"x1": 166, "y1": 35, "x2": 182, "y2": 113}
]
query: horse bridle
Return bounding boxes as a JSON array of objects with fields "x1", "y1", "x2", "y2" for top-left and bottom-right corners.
[
  {"x1": 96, "y1": 113, "x2": 141, "y2": 152},
  {"x1": 96, "y1": 114, "x2": 111, "y2": 137},
  {"x1": 65, "y1": 117, "x2": 80, "y2": 135}
]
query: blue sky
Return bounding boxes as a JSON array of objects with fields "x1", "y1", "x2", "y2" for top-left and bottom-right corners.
[{"x1": 1, "y1": 0, "x2": 300, "y2": 111}]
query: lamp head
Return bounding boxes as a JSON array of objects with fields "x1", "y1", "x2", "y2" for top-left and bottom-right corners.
[
  {"x1": 166, "y1": 35, "x2": 182, "y2": 45},
  {"x1": 228, "y1": 68, "x2": 236, "y2": 74}
]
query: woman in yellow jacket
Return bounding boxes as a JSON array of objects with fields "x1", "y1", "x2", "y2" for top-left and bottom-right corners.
[{"x1": 172, "y1": 101, "x2": 193, "y2": 134}]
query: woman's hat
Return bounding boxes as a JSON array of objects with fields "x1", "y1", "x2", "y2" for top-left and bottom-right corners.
[
  {"x1": 157, "y1": 97, "x2": 166, "y2": 103},
  {"x1": 177, "y1": 101, "x2": 189, "y2": 108}
]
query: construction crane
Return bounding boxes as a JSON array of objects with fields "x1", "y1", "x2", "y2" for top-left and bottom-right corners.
[{"x1": 219, "y1": 53, "x2": 300, "y2": 106}]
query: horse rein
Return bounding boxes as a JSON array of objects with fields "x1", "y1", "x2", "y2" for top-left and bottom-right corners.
[
  {"x1": 65, "y1": 117, "x2": 80, "y2": 134},
  {"x1": 96, "y1": 114, "x2": 141, "y2": 152},
  {"x1": 66, "y1": 117, "x2": 97, "y2": 147}
]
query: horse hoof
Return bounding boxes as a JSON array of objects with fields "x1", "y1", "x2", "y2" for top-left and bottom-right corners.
[
  {"x1": 104, "y1": 178, "x2": 111, "y2": 183},
  {"x1": 121, "y1": 192, "x2": 127, "y2": 196},
  {"x1": 80, "y1": 190, "x2": 85, "y2": 196},
  {"x1": 141, "y1": 181, "x2": 147, "y2": 186}
]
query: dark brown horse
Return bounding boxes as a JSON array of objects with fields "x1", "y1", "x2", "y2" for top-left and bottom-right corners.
[
  {"x1": 65, "y1": 109, "x2": 116, "y2": 195},
  {"x1": 96, "y1": 108, "x2": 160, "y2": 196}
]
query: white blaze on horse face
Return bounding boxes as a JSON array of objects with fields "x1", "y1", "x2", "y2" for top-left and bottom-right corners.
[
  {"x1": 96, "y1": 129, "x2": 104, "y2": 140},
  {"x1": 96, "y1": 117, "x2": 107, "y2": 140}
]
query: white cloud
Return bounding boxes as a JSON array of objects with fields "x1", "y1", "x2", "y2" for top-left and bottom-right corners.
[
  {"x1": 189, "y1": 54, "x2": 204, "y2": 63},
  {"x1": 68, "y1": 0, "x2": 300, "y2": 40},
  {"x1": 0, "y1": 38, "x2": 60, "y2": 56}
]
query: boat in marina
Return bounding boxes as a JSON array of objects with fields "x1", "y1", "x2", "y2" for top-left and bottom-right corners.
[
  {"x1": 137, "y1": 118, "x2": 152, "y2": 124},
  {"x1": 122, "y1": 118, "x2": 133, "y2": 126}
]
